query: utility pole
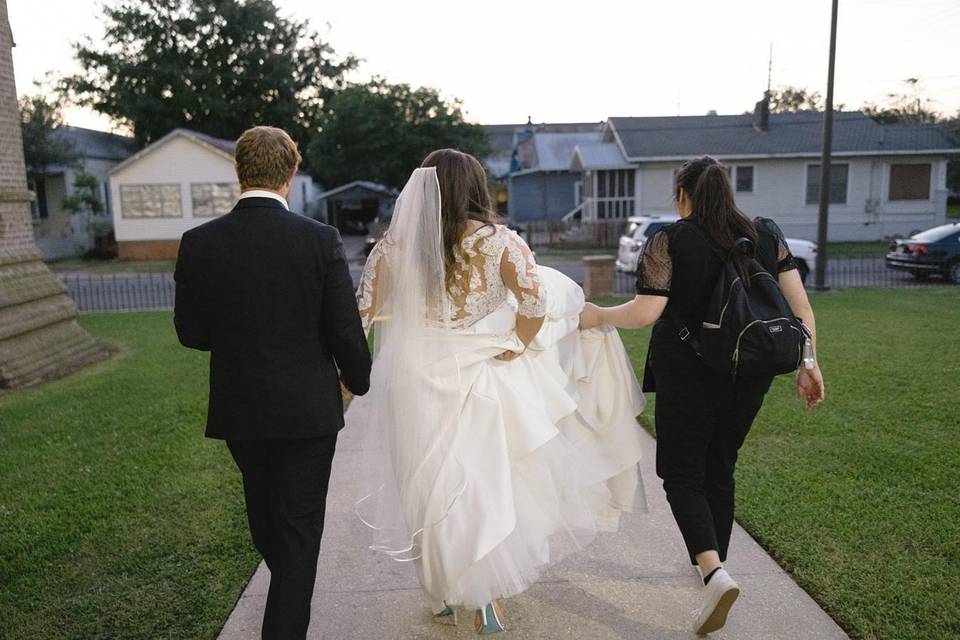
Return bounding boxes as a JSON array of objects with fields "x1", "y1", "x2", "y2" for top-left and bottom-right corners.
[{"x1": 814, "y1": 0, "x2": 839, "y2": 290}]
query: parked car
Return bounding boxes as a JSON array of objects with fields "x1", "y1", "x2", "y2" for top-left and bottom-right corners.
[
  {"x1": 616, "y1": 214, "x2": 680, "y2": 273},
  {"x1": 616, "y1": 215, "x2": 817, "y2": 283},
  {"x1": 885, "y1": 222, "x2": 960, "y2": 283},
  {"x1": 786, "y1": 238, "x2": 816, "y2": 284}
]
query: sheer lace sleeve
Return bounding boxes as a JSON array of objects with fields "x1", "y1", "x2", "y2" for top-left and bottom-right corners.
[
  {"x1": 755, "y1": 217, "x2": 797, "y2": 273},
  {"x1": 356, "y1": 239, "x2": 386, "y2": 333},
  {"x1": 500, "y1": 229, "x2": 546, "y2": 318},
  {"x1": 635, "y1": 230, "x2": 672, "y2": 297},
  {"x1": 775, "y1": 235, "x2": 797, "y2": 273}
]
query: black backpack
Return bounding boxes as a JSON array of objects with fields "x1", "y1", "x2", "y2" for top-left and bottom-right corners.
[{"x1": 669, "y1": 219, "x2": 809, "y2": 378}]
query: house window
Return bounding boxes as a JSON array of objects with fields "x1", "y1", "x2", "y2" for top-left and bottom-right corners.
[
  {"x1": 29, "y1": 176, "x2": 49, "y2": 220},
  {"x1": 735, "y1": 166, "x2": 754, "y2": 193},
  {"x1": 806, "y1": 164, "x2": 848, "y2": 205},
  {"x1": 191, "y1": 183, "x2": 241, "y2": 217},
  {"x1": 888, "y1": 164, "x2": 931, "y2": 201},
  {"x1": 120, "y1": 184, "x2": 183, "y2": 218}
]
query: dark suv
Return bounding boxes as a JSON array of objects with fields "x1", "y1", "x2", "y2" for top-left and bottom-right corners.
[{"x1": 885, "y1": 223, "x2": 960, "y2": 283}]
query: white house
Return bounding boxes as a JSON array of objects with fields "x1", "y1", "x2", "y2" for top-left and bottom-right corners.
[
  {"x1": 108, "y1": 129, "x2": 321, "y2": 259},
  {"x1": 563, "y1": 108, "x2": 960, "y2": 241}
]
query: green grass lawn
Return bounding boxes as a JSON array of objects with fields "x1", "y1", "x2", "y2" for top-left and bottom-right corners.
[
  {"x1": 825, "y1": 241, "x2": 891, "y2": 257},
  {"x1": 535, "y1": 241, "x2": 894, "y2": 262},
  {"x1": 947, "y1": 203, "x2": 960, "y2": 219},
  {"x1": 0, "y1": 313, "x2": 256, "y2": 639},
  {"x1": 47, "y1": 258, "x2": 177, "y2": 274},
  {"x1": 615, "y1": 287, "x2": 960, "y2": 640},
  {"x1": 2, "y1": 291, "x2": 958, "y2": 639}
]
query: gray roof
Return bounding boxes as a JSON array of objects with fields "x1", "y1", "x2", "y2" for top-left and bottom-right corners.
[
  {"x1": 186, "y1": 129, "x2": 237, "y2": 155},
  {"x1": 532, "y1": 131, "x2": 604, "y2": 171},
  {"x1": 534, "y1": 122, "x2": 606, "y2": 134},
  {"x1": 483, "y1": 124, "x2": 523, "y2": 178},
  {"x1": 484, "y1": 122, "x2": 603, "y2": 177},
  {"x1": 571, "y1": 141, "x2": 629, "y2": 169},
  {"x1": 483, "y1": 124, "x2": 521, "y2": 156},
  {"x1": 53, "y1": 126, "x2": 135, "y2": 162},
  {"x1": 608, "y1": 112, "x2": 960, "y2": 160},
  {"x1": 318, "y1": 180, "x2": 398, "y2": 200}
]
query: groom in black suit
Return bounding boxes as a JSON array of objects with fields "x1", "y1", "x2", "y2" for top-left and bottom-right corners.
[{"x1": 174, "y1": 126, "x2": 371, "y2": 639}]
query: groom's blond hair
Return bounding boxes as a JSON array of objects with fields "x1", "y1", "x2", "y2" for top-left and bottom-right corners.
[{"x1": 235, "y1": 126, "x2": 302, "y2": 190}]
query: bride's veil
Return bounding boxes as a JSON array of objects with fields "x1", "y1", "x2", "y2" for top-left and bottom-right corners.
[{"x1": 354, "y1": 167, "x2": 466, "y2": 561}]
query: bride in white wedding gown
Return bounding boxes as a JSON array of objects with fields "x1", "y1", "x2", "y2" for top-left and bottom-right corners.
[{"x1": 347, "y1": 149, "x2": 646, "y2": 634}]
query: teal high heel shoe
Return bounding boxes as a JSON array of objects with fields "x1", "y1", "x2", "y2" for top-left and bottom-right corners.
[
  {"x1": 475, "y1": 601, "x2": 506, "y2": 634},
  {"x1": 433, "y1": 602, "x2": 458, "y2": 626}
]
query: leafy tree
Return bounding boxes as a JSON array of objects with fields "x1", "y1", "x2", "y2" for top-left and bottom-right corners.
[
  {"x1": 945, "y1": 112, "x2": 960, "y2": 196},
  {"x1": 860, "y1": 80, "x2": 958, "y2": 193},
  {"x1": 19, "y1": 87, "x2": 77, "y2": 175},
  {"x1": 64, "y1": 0, "x2": 357, "y2": 154},
  {"x1": 769, "y1": 86, "x2": 824, "y2": 113},
  {"x1": 62, "y1": 172, "x2": 104, "y2": 217},
  {"x1": 862, "y1": 78, "x2": 940, "y2": 123},
  {"x1": 62, "y1": 172, "x2": 113, "y2": 247},
  {"x1": 307, "y1": 78, "x2": 490, "y2": 189}
]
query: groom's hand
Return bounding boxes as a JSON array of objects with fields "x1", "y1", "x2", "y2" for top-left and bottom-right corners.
[{"x1": 340, "y1": 380, "x2": 354, "y2": 402}]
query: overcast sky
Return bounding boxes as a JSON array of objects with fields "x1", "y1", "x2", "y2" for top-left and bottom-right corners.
[{"x1": 8, "y1": 0, "x2": 960, "y2": 132}]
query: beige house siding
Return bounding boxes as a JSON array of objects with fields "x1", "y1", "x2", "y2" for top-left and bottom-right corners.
[
  {"x1": 110, "y1": 135, "x2": 237, "y2": 245},
  {"x1": 110, "y1": 132, "x2": 321, "y2": 259}
]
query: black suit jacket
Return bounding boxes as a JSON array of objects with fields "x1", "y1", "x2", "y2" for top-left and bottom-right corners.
[{"x1": 174, "y1": 197, "x2": 371, "y2": 440}]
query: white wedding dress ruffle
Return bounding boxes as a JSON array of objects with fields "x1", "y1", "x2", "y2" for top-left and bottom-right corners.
[{"x1": 348, "y1": 264, "x2": 646, "y2": 610}]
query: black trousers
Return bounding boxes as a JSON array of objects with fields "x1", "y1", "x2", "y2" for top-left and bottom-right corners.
[
  {"x1": 227, "y1": 434, "x2": 338, "y2": 640},
  {"x1": 651, "y1": 345, "x2": 772, "y2": 564}
]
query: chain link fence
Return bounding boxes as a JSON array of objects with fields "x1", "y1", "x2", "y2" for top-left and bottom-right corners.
[
  {"x1": 612, "y1": 253, "x2": 957, "y2": 295},
  {"x1": 57, "y1": 251, "x2": 956, "y2": 314},
  {"x1": 60, "y1": 273, "x2": 176, "y2": 312}
]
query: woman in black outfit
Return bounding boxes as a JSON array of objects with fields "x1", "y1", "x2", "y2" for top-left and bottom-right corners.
[{"x1": 580, "y1": 156, "x2": 825, "y2": 636}]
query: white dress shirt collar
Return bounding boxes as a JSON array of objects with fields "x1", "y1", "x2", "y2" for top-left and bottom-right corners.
[{"x1": 238, "y1": 189, "x2": 289, "y2": 210}]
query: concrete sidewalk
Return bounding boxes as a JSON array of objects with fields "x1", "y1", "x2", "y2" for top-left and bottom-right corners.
[{"x1": 218, "y1": 406, "x2": 848, "y2": 640}]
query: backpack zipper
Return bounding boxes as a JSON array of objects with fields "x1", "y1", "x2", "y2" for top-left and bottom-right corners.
[
  {"x1": 712, "y1": 277, "x2": 742, "y2": 329},
  {"x1": 731, "y1": 317, "x2": 796, "y2": 375},
  {"x1": 707, "y1": 271, "x2": 777, "y2": 330}
]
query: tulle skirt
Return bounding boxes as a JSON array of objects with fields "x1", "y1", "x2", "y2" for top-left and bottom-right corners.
[{"x1": 349, "y1": 267, "x2": 646, "y2": 610}]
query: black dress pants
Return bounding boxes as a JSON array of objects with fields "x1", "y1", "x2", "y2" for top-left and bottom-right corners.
[
  {"x1": 651, "y1": 345, "x2": 772, "y2": 564},
  {"x1": 227, "y1": 434, "x2": 338, "y2": 640}
]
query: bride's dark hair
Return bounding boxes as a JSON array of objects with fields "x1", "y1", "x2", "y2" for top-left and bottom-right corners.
[{"x1": 421, "y1": 149, "x2": 500, "y2": 290}]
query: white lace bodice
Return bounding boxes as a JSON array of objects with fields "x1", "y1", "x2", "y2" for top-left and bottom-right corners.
[{"x1": 357, "y1": 224, "x2": 546, "y2": 331}]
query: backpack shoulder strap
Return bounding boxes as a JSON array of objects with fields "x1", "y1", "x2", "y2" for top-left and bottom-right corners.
[
  {"x1": 666, "y1": 308, "x2": 704, "y2": 356},
  {"x1": 751, "y1": 216, "x2": 784, "y2": 274}
]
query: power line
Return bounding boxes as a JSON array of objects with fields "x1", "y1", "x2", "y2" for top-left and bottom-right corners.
[{"x1": 844, "y1": 4, "x2": 960, "y2": 48}]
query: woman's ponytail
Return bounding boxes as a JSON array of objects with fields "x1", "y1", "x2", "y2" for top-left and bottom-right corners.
[{"x1": 675, "y1": 156, "x2": 759, "y2": 284}]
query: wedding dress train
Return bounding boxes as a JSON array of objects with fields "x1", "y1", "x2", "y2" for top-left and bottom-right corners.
[{"x1": 349, "y1": 167, "x2": 646, "y2": 610}]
